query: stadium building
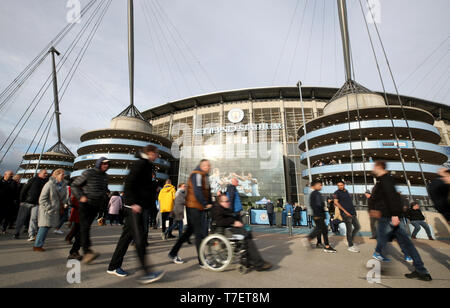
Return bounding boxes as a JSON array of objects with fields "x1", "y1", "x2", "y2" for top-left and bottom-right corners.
[
  {"x1": 72, "y1": 105, "x2": 174, "y2": 192},
  {"x1": 143, "y1": 86, "x2": 450, "y2": 206}
]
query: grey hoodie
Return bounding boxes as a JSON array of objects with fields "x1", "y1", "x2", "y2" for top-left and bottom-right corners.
[{"x1": 172, "y1": 188, "x2": 186, "y2": 221}]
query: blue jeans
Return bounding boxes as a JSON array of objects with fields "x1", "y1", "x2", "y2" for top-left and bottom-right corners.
[
  {"x1": 375, "y1": 217, "x2": 428, "y2": 274},
  {"x1": 34, "y1": 227, "x2": 50, "y2": 248},
  {"x1": 411, "y1": 220, "x2": 433, "y2": 238},
  {"x1": 165, "y1": 220, "x2": 183, "y2": 239}
]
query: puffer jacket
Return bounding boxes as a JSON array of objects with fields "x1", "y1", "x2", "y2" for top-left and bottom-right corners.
[
  {"x1": 158, "y1": 184, "x2": 176, "y2": 213},
  {"x1": 38, "y1": 177, "x2": 67, "y2": 228},
  {"x1": 71, "y1": 157, "x2": 109, "y2": 202}
]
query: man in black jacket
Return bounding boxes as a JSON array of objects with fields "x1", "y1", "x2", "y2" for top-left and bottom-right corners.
[
  {"x1": 211, "y1": 194, "x2": 272, "y2": 271},
  {"x1": 265, "y1": 200, "x2": 274, "y2": 227},
  {"x1": 0, "y1": 171, "x2": 17, "y2": 234},
  {"x1": 407, "y1": 202, "x2": 433, "y2": 240},
  {"x1": 370, "y1": 161, "x2": 431, "y2": 281},
  {"x1": 14, "y1": 170, "x2": 48, "y2": 240},
  {"x1": 428, "y1": 168, "x2": 450, "y2": 225},
  {"x1": 303, "y1": 180, "x2": 336, "y2": 253},
  {"x1": 107, "y1": 145, "x2": 165, "y2": 285},
  {"x1": 71, "y1": 157, "x2": 110, "y2": 264}
]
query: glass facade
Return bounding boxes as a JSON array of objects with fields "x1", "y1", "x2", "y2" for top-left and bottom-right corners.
[
  {"x1": 146, "y1": 87, "x2": 450, "y2": 207},
  {"x1": 178, "y1": 143, "x2": 286, "y2": 202},
  {"x1": 150, "y1": 101, "x2": 323, "y2": 205}
]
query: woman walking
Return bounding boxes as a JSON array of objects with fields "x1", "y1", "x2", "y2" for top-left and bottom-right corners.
[
  {"x1": 108, "y1": 192, "x2": 123, "y2": 226},
  {"x1": 33, "y1": 169, "x2": 67, "y2": 252}
]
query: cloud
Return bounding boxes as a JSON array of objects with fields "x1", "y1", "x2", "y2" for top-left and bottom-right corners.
[{"x1": 0, "y1": 0, "x2": 449, "y2": 166}]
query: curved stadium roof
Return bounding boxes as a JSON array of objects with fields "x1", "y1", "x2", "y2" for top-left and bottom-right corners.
[{"x1": 142, "y1": 86, "x2": 450, "y2": 122}]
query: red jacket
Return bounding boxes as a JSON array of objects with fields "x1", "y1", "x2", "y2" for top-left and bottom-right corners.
[{"x1": 68, "y1": 187, "x2": 80, "y2": 223}]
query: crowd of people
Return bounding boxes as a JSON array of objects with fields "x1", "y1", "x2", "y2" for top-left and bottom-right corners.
[
  {"x1": 300, "y1": 160, "x2": 450, "y2": 282},
  {"x1": 0, "y1": 144, "x2": 272, "y2": 285},
  {"x1": 1, "y1": 144, "x2": 449, "y2": 285}
]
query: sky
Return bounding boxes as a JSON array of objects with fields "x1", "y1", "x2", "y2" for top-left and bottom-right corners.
[{"x1": 0, "y1": 0, "x2": 449, "y2": 173}]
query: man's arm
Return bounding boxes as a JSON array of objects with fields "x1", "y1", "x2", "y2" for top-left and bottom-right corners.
[
  {"x1": 333, "y1": 193, "x2": 351, "y2": 217},
  {"x1": 71, "y1": 170, "x2": 89, "y2": 200}
]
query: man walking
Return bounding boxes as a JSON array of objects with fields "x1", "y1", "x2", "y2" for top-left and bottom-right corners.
[
  {"x1": 107, "y1": 145, "x2": 165, "y2": 284},
  {"x1": 168, "y1": 159, "x2": 213, "y2": 266},
  {"x1": 14, "y1": 170, "x2": 48, "y2": 240},
  {"x1": 0, "y1": 171, "x2": 18, "y2": 234},
  {"x1": 303, "y1": 180, "x2": 336, "y2": 253},
  {"x1": 407, "y1": 202, "x2": 434, "y2": 240},
  {"x1": 266, "y1": 199, "x2": 274, "y2": 227},
  {"x1": 71, "y1": 157, "x2": 110, "y2": 264},
  {"x1": 333, "y1": 181, "x2": 361, "y2": 253},
  {"x1": 370, "y1": 161, "x2": 432, "y2": 281}
]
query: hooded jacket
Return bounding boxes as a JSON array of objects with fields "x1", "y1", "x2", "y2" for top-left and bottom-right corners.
[
  {"x1": 71, "y1": 157, "x2": 109, "y2": 203},
  {"x1": 123, "y1": 152, "x2": 157, "y2": 209},
  {"x1": 172, "y1": 188, "x2": 186, "y2": 221},
  {"x1": 158, "y1": 183, "x2": 176, "y2": 213}
]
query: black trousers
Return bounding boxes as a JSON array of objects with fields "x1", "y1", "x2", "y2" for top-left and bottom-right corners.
[
  {"x1": 108, "y1": 208, "x2": 150, "y2": 273},
  {"x1": 169, "y1": 208, "x2": 205, "y2": 264},
  {"x1": 149, "y1": 207, "x2": 157, "y2": 228},
  {"x1": 267, "y1": 212, "x2": 274, "y2": 226},
  {"x1": 228, "y1": 228, "x2": 264, "y2": 268},
  {"x1": 308, "y1": 217, "x2": 329, "y2": 246},
  {"x1": 69, "y1": 223, "x2": 81, "y2": 255},
  {"x1": 161, "y1": 212, "x2": 173, "y2": 233},
  {"x1": 79, "y1": 202, "x2": 100, "y2": 254},
  {"x1": 1, "y1": 205, "x2": 16, "y2": 232}
]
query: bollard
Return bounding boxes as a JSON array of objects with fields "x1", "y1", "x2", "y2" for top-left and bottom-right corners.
[
  {"x1": 287, "y1": 213, "x2": 293, "y2": 237},
  {"x1": 242, "y1": 211, "x2": 250, "y2": 226}
]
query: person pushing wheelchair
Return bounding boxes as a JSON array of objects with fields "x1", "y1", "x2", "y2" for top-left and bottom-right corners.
[{"x1": 210, "y1": 194, "x2": 272, "y2": 272}]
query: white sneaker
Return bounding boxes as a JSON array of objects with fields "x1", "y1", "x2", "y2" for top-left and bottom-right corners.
[
  {"x1": 53, "y1": 230, "x2": 64, "y2": 235},
  {"x1": 172, "y1": 256, "x2": 185, "y2": 264},
  {"x1": 348, "y1": 246, "x2": 360, "y2": 253},
  {"x1": 27, "y1": 237, "x2": 35, "y2": 242}
]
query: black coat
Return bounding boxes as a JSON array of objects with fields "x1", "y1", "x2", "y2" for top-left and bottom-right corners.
[
  {"x1": 211, "y1": 204, "x2": 237, "y2": 228},
  {"x1": 0, "y1": 179, "x2": 17, "y2": 207},
  {"x1": 20, "y1": 176, "x2": 47, "y2": 204},
  {"x1": 71, "y1": 168, "x2": 109, "y2": 202},
  {"x1": 428, "y1": 178, "x2": 450, "y2": 222},
  {"x1": 368, "y1": 173, "x2": 403, "y2": 218},
  {"x1": 123, "y1": 153, "x2": 158, "y2": 210},
  {"x1": 407, "y1": 208, "x2": 425, "y2": 221}
]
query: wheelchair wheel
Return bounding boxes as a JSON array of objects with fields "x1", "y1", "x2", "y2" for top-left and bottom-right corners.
[{"x1": 199, "y1": 234, "x2": 233, "y2": 272}]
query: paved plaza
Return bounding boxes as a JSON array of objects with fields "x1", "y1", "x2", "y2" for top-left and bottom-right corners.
[{"x1": 0, "y1": 225, "x2": 449, "y2": 288}]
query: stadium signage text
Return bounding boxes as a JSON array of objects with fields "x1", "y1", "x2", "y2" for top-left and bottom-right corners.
[{"x1": 193, "y1": 123, "x2": 284, "y2": 135}]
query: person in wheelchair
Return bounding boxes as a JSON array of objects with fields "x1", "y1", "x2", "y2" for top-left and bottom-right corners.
[{"x1": 210, "y1": 194, "x2": 272, "y2": 271}]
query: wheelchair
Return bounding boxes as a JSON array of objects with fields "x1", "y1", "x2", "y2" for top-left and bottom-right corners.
[{"x1": 199, "y1": 226, "x2": 252, "y2": 274}]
